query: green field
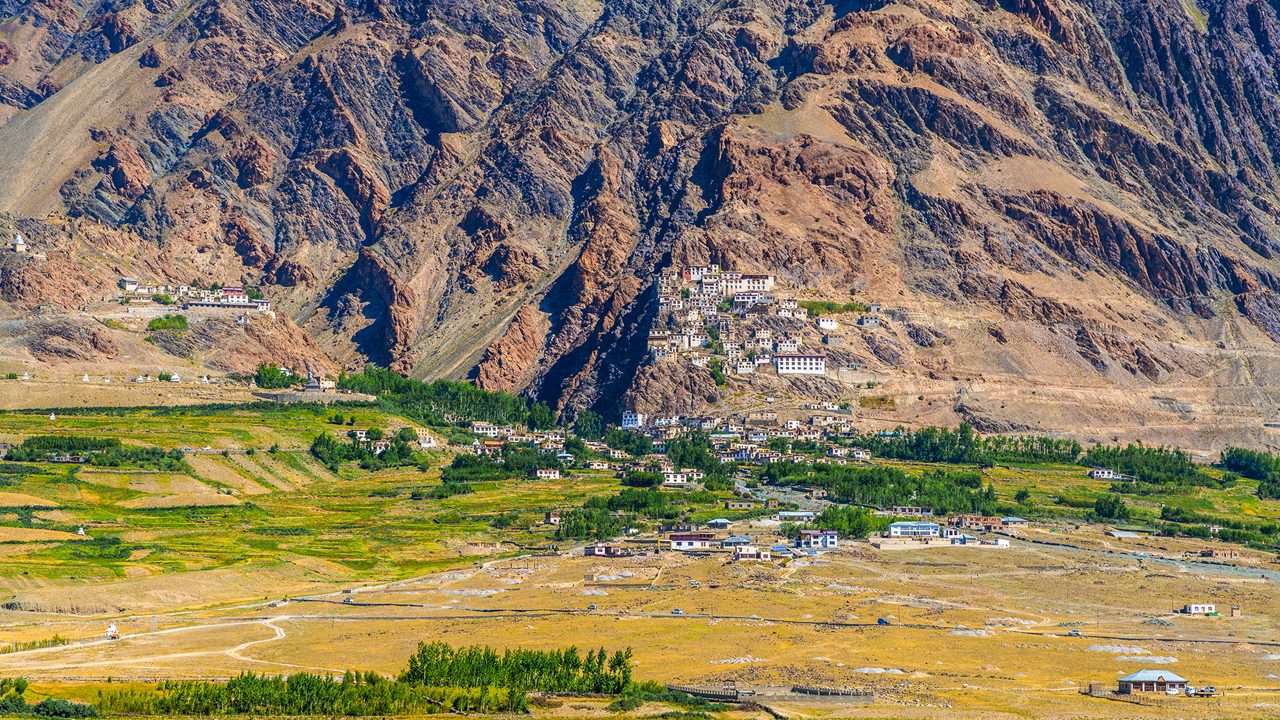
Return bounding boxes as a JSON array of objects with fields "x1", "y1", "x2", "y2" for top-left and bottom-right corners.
[
  {"x1": 0, "y1": 406, "x2": 628, "y2": 586},
  {"x1": 1, "y1": 404, "x2": 1275, "y2": 598}
]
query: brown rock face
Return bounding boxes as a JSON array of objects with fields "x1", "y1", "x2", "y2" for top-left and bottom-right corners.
[
  {"x1": 474, "y1": 304, "x2": 548, "y2": 392},
  {"x1": 89, "y1": 131, "x2": 150, "y2": 201},
  {"x1": 231, "y1": 135, "x2": 276, "y2": 188},
  {"x1": 96, "y1": 13, "x2": 139, "y2": 55},
  {"x1": 224, "y1": 216, "x2": 273, "y2": 268},
  {"x1": 316, "y1": 148, "x2": 389, "y2": 241},
  {"x1": 139, "y1": 45, "x2": 165, "y2": 68},
  {"x1": 26, "y1": 319, "x2": 117, "y2": 362},
  {"x1": 3, "y1": 0, "x2": 1280, "y2": 440}
]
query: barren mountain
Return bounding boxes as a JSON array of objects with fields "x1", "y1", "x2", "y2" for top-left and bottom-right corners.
[{"x1": 3, "y1": 0, "x2": 1280, "y2": 447}]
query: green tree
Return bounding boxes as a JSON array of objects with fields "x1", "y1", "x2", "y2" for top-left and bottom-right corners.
[
  {"x1": 574, "y1": 410, "x2": 604, "y2": 439},
  {"x1": 528, "y1": 402, "x2": 556, "y2": 431},
  {"x1": 254, "y1": 363, "x2": 295, "y2": 389},
  {"x1": 1093, "y1": 493, "x2": 1130, "y2": 520}
]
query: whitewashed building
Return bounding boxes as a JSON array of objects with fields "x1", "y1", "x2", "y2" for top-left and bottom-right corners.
[{"x1": 775, "y1": 354, "x2": 826, "y2": 375}]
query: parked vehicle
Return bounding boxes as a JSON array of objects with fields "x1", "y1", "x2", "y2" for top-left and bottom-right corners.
[
  {"x1": 587, "y1": 604, "x2": 598, "y2": 611},
  {"x1": 1067, "y1": 629, "x2": 1082, "y2": 637},
  {"x1": 672, "y1": 608, "x2": 683, "y2": 615}
]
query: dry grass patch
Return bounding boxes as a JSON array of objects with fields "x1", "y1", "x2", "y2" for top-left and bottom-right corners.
[
  {"x1": 225, "y1": 454, "x2": 293, "y2": 491},
  {"x1": 118, "y1": 493, "x2": 241, "y2": 509},
  {"x1": 0, "y1": 492, "x2": 58, "y2": 508},
  {"x1": 0, "y1": 527, "x2": 85, "y2": 542}
]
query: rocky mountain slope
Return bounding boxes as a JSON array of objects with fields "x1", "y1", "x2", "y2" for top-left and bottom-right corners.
[{"x1": 3, "y1": 0, "x2": 1280, "y2": 445}]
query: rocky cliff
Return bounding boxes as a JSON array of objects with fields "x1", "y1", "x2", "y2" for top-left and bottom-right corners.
[{"x1": 3, "y1": 0, "x2": 1280, "y2": 445}]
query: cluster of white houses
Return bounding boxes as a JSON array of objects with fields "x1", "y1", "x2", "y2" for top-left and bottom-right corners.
[
  {"x1": 883, "y1": 515, "x2": 1028, "y2": 540},
  {"x1": 573, "y1": 510, "x2": 1034, "y2": 563},
  {"x1": 646, "y1": 263, "x2": 888, "y2": 379},
  {"x1": 117, "y1": 277, "x2": 272, "y2": 312},
  {"x1": 477, "y1": 411, "x2": 875, "y2": 470},
  {"x1": 639, "y1": 525, "x2": 842, "y2": 561},
  {"x1": 617, "y1": 410, "x2": 875, "y2": 465}
]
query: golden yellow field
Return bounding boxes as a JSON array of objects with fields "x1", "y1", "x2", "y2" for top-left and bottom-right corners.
[{"x1": 3, "y1": 525, "x2": 1278, "y2": 719}]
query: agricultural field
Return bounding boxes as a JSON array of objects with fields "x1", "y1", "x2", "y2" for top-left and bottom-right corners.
[
  {"x1": 0, "y1": 405, "x2": 1278, "y2": 719},
  {"x1": 0, "y1": 405, "x2": 628, "y2": 616}
]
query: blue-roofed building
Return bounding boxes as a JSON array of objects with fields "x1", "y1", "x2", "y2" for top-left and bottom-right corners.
[
  {"x1": 721, "y1": 536, "x2": 752, "y2": 548},
  {"x1": 706, "y1": 518, "x2": 732, "y2": 529},
  {"x1": 1118, "y1": 670, "x2": 1188, "y2": 694}
]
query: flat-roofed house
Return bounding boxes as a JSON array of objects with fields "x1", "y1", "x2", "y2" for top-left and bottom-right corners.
[
  {"x1": 797, "y1": 529, "x2": 838, "y2": 549},
  {"x1": 775, "y1": 354, "x2": 826, "y2": 375},
  {"x1": 888, "y1": 521, "x2": 940, "y2": 538},
  {"x1": 669, "y1": 532, "x2": 718, "y2": 551}
]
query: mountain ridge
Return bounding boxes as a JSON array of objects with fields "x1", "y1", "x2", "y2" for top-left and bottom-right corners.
[{"x1": 3, "y1": 0, "x2": 1280, "y2": 449}]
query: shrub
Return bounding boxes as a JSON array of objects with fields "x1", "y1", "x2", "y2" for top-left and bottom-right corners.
[
  {"x1": 147, "y1": 314, "x2": 188, "y2": 331},
  {"x1": 32, "y1": 698, "x2": 97, "y2": 718},
  {"x1": 1092, "y1": 493, "x2": 1131, "y2": 520}
]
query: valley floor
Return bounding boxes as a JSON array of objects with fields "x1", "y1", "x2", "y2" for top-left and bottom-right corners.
[
  {"x1": 0, "y1": 403, "x2": 1277, "y2": 718},
  {"x1": 2, "y1": 529, "x2": 1278, "y2": 719}
]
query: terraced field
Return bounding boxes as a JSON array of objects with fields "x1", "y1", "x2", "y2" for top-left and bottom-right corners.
[{"x1": 0, "y1": 406, "x2": 628, "y2": 613}]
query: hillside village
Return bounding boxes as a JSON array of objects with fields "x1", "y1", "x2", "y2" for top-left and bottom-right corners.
[
  {"x1": 115, "y1": 276, "x2": 273, "y2": 313},
  {"x1": 647, "y1": 263, "x2": 885, "y2": 380}
]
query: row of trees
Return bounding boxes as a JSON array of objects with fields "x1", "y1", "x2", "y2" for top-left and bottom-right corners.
[
  {"x1": 556, "y1": 488, "x2": 703, "y2": 540},
  {"x1": 603, "y1": 429, "x2": 652, "y2": 456},
  {"x1": 554, "y1": 508, "x2": 625, "y2": 541},
  {"x1": 1220, "y1": 446, "x2": 1280, "y2": 499},
  {"x1": 760, "y1": 462, "x2": 1000, "y2": 516},
  {"x1": 339, "y1": 367, "x2": 556, "y2": 429},
  {"x1": 95, "y1": 671, "x2": 521, "y2": 716},
  {"x1": 808, "y1": 506, "x2": 890, "y2": 538},
  {"x1": 1081, "y1": 444, "x2": 1216, "y2": 487},
  {"x1": 309, "y1": 431, "x2": 423, "y2": 472},
  {"x1": 0, "y1": 678, "x2": 95, "y2": 718},
  {"x1": 4, "y1": 436, "x2": 186, "y2": 471},
  {"x1": 92, "y1": 641, "x2": 639, "y2": 717},
  {"x1": 853, "y1": 423, "x2": 1082, "y2": 466},
  {"x1": 254, "y1": 363, "x2": 297, "y2": 389},
  {"x1": 400, "y1": 642, "x2": 632, "y2": 695}
]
